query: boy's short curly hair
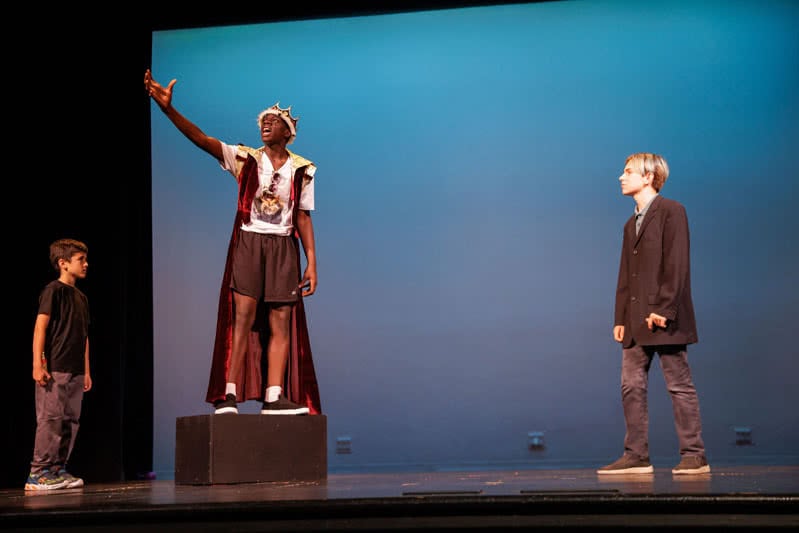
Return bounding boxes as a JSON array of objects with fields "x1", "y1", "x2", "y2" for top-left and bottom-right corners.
[{"x1": 49, "y1": 238, "x2": 88, "y2": 272}]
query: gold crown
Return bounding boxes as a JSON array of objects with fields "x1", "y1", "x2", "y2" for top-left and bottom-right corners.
[{"x1": 257, "y1": 102, "x2": 298, "y2": 144}]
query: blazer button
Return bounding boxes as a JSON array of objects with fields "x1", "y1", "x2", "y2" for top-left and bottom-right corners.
[
  {"x1": 633, "y1": 249, "x2": 638, "y2": 255},
  {"x1": 631, "y1": 296, "x2": 637, "y2": 301}
]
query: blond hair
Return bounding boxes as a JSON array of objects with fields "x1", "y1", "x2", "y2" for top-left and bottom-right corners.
[{"x1": 625, "y1": 153, "x2": 669, "y2": 192}]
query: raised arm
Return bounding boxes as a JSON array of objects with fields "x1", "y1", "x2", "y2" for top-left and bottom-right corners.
[{"x1": 144, "y1": 69, "x2": 223, "y2": 161}]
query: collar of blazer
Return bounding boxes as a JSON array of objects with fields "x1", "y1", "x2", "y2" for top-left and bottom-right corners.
[{"x1": 631, "y1": 194, "x2": 663, "y2": 246}]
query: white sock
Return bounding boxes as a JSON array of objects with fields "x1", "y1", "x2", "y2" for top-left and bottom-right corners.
[
  {"x1": 266, "y1": 386, "x2": 282, "y2": 403},
  {"x1": 225, "y1": 383, "x2": 236, "y2": 396}
]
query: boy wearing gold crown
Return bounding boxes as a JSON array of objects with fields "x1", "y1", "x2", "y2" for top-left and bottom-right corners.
[{"x1": 144, "y1": 69, "x2": 321, "y2": 416}]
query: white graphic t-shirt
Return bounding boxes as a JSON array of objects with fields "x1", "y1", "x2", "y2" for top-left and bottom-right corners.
[{"x1": 219, "y1": 142, "x2": 315, "y2": 236}]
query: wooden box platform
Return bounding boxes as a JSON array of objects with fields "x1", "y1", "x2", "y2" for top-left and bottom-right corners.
[{"x1": 175, "y1": 414, "x2": 327, "y2": 485}]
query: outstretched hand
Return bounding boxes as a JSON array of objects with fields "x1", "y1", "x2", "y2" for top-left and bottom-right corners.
[{"x1": 144, "y1": 69, "x2": 176, "y2": 110}]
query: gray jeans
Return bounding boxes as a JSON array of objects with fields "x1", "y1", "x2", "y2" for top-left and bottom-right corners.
[
  {"x1": 621, "y1": 344, "x2": 706, "y2": 460},
  {"x1": 30, "y1": 371, "x2": 84, "y2": 475}
]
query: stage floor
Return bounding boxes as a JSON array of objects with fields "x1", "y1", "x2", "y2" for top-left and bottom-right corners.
[{"x1": 2, "y1": 465, "x2": 798, "y2": 531}]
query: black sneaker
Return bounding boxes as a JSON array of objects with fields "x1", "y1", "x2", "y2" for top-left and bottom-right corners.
[
  {"x1": 214, "y1": 393, "x2": 238, "y2": 414},
  {"x1": 672, "y1": 456, "x2": 710, "y2": 475},
  {"x1": 597, "y1": 455, "x2": 654, "y2": 475},
  {"x1": 261, "y1": 396, "x2": 309, "y2": 415}
]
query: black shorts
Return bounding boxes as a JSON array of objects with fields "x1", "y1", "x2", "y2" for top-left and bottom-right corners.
[{"x1": 230, "y1": 230, "x2": 300, "y2": 303}]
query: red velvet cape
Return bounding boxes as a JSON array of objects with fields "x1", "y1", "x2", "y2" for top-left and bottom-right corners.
[{"x1": 204, "y1": 152, "x2": 322, "y2": 414}]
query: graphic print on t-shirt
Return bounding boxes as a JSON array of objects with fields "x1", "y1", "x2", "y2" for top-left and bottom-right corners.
[{"x1": 252, "y1": 171, "x2": 289, "y2": 225}]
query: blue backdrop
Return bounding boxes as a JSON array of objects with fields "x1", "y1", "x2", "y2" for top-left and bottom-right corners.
[{"x1": 149, "y1": 0, "x2": 799, "y2": 479}]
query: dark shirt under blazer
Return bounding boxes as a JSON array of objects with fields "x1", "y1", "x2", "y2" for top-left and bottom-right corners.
[{"x1": 614, "y1": 195, "x2": 698, "y2": 348}]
